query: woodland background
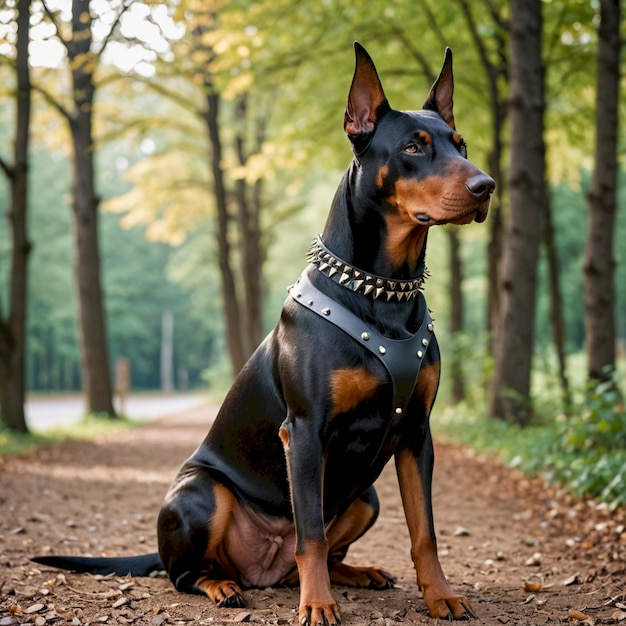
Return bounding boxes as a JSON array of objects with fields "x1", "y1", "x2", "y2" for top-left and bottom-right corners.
[{"x1": 0, "y1": 0, "x2": 624, "y2": 500}]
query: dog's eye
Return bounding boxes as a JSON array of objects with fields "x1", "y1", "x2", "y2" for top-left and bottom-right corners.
[
  {"x1": 404, "y1": 143, "x2": 422, "y2": 154},
  {"x1": 459, "y1": 141, "x2": 468, "y2": 157}
]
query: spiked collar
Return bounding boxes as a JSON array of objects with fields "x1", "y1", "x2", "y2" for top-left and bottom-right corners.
[{"x1": 306, "y1": 236, "x2": 428, "y2": 302}]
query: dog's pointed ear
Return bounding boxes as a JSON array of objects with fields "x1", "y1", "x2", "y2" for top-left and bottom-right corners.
[
  {"x1": 423, "y1": 48, "x2": 455, "y2": 129},
  {"x1": 344, "y1": 42, "x2": 391, "y2": 148}
]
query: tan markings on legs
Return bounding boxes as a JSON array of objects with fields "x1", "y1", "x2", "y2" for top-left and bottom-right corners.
[
  {"x1": 194, "y1": 575, "x2": 244, "y2": 608},
  {"x1": 325, "y1": 499, "x2": 396, "y2": 590},
  {"x1": 395, "y1": 448, "x2": 474, "y2": 619},
  {"x1": 191, "y1": 483, "x2": 244, "y2": 608},
  {"x1": 414, "y1": 363, "x2": 440, "y2": 413},
  {"x1": 205, "y1": 482, "x2": 236, "y2": 556},
  {"x1": 296, "y1": 539, "x2": 340, "y2": 626},
  {"x1": 330, "y1": 368, "x2": 380, "y2": 416}
]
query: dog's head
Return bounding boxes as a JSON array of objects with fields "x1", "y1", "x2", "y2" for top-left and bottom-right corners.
[{"x1": 343, "y1": 43, "x2": 495, "y2": 268}]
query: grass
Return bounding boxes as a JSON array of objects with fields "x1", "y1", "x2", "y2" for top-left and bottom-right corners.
[
  {"x1": 0, "y1": 412, "x2": 139, "y2": 457},
  {"x1": 434, "y1": 364, "x2": 626, "y2": 509}
]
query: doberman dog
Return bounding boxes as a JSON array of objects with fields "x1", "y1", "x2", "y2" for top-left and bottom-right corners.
[{"x1": 33, "y1": 43, "x2": 494, "y2": 623}]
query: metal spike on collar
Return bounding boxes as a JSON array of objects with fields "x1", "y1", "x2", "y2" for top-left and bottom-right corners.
[{"x1": 307, "y1": 236, "x2": 427, "y2": 302}]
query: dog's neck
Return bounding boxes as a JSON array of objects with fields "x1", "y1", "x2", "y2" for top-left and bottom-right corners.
[
  {"x1": 320, "y1": 168, "x2": 430, "y2": 291},
  {"x1": 307, "y1": 236, "x2": 428, "y2": 302}
]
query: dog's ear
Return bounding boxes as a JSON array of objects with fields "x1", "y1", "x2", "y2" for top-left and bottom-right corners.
[
  {"x1": 344, "y1": 42, "x2": 391, "y2": 150},
  {"x1": 423, "y1": 48, "x2": 455, "y2": 129}
]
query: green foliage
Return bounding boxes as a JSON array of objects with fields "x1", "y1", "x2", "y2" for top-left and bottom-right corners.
[{"x1": 435, "y1": 369, "x2": 626, "y2": 509}]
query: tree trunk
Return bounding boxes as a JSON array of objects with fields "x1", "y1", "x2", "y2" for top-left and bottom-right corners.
[
  {"x1": 455, "y1": 0, "x2": 508, "y2": 355},
  {"x1": 447, "y1": 229, "x2": 465, "y2": 404},
  {"x1": 583, "y1": 0, "x2": 621, "y2": 385},
  {"x1": 69, "y1": 0, "x2": 116, "y2": 416},
  {"x1": 486, "y1": 143, "x2": 504, "y2": 352},
  {"x1": 234, "y1": 96, "x2": 265, "y2": 356},
  {"x1": 161, "y1": 310, "x2": 174, "y2": 392},
  {"x1": 0, "y1": 0, "x2": 31, "y2": 433},
  {"x1": 544, "y1": 196, "x2": 572, "y2": 414},
  {"x1": 203, "y1": 90, "x2": 247, "y2": 374},
  {"x1": 490, "y1": 0, "x2": 546, "y2": 425}
]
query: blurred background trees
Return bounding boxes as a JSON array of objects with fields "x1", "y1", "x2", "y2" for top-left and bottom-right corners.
[{"x1": 0, "y1": 0, "x2": 623, "y2": 433}]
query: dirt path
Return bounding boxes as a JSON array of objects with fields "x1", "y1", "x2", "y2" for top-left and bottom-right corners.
[{"x1": 1, "y1": 404, "x2": 625, "y2": 625}]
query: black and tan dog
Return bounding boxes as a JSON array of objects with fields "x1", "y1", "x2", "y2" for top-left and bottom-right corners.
[{"x1": 33, "y1": 44, "x2": 494, "y2": 623}]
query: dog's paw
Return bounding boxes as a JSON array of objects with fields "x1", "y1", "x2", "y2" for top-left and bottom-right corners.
[
  {"x1": 329, "y1": 562, "x2": 397, "y2": 589},
  {"x1": 299, "y1": 601, "x2": 341, "y2": 626},
  {"x1": 424, "y1": 591, "x2": 476, "y2": 620},
  {"x1": 196, "y1": 578, "x2": 245, "y2": 608}
]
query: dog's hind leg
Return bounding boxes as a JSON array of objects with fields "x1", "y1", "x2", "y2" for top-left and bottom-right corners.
[
  {"x1": 326, "y1": 487, "x2": 397, "y2": 590},
  {"x1": 158, "y1": 473, "x2": 245, "y2": 607}
]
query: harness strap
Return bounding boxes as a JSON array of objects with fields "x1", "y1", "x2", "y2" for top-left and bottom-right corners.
[{"x1": 289, "y1": 269, "x2": 434, "y2": 416}]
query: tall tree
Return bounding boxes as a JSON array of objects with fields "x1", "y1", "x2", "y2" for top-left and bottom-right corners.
[
  {"x1": 0, "y1": 0, "x2": 32, "y2": 433},
  {"x1": 104, "y1": 4, "x2": 271, "y2": 375},
  {"x1": 455, "y1": 0, "x2": 509, "y2": 350},
  {"x1": 447, "y1": 229, "x2": 465, "y2": 404},
  {"x1": 583, "y1": 0, "x2": 621, "y2": 385},
  {"x1": 38, "y1": 0, "x2": 145, "y2": 416},
  {"x1": 67, "y1": 0, "x2": 115, "y2": 415},
  {"x1": 490, "y1": 0, "x2": 546, "y2": 424}
]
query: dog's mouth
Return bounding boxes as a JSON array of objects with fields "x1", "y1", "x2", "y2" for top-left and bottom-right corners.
[{"x1": 416, "y1": 202, "x2": 490, "y2": 226}]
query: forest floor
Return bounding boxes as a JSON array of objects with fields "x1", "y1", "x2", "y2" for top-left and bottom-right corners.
[{"x1": 1, "y1": 403, "x2": 625, "y2": 626}]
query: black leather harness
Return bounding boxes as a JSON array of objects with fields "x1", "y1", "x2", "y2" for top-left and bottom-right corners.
[{"x1": 289, "y1": 269, "x2": 434, "y2": 416}]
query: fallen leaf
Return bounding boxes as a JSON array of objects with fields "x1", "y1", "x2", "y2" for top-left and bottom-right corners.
[
  {"x1": 146, "y1": 607, "x2": 164, "y2": 617},
  {"x1": 24, "y1": 604, "x2": 46, "y2": 615},
  {"x1": 454, "y1": 527, "x2": 471, "y2": 537},
  {"x1": 612, "y1": 611, "x2": 626, "y2": 622},
  {"x1": 232, "y1": 612, "x2": 252, "y2": 623},
  {"x1": 568, "y1": 609, "x2": 590, "y2": 621},
  {"x1": 563, "y1": 572, "x2": 581, "y2": 586},
  {"x1": 112, "y1": 597, "x2": 128, "y2": 608},
  {"x1": 9, "y1": 606, "x2": 22, "y2": 616},
  {"x1": 523, "y1": 579, "x2": 543, "y2": 593}
]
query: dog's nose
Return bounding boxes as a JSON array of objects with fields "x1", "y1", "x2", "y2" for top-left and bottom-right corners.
[{"x1": 466, "y1": 174, "x2": 496, "y2": 201}]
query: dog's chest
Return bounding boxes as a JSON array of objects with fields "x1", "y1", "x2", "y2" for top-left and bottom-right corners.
[{"x1": 290, "y1": 271, "x2": 434, "y2": 416}]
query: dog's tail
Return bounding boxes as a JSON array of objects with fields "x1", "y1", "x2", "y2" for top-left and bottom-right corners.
[{"x1": 31, "y1": 553, "x2": 163, "y2": 577}]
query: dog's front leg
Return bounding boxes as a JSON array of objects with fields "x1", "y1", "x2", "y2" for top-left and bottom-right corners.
[
  {"x1": 395, "y1": 428, "x2": 476, "y2": 620},
  {"x1": 280, "y1": 414, "x2": 340, "y2": 626}
]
